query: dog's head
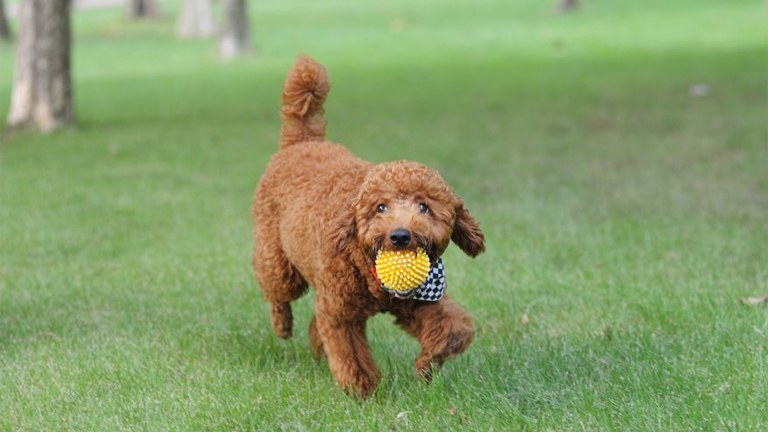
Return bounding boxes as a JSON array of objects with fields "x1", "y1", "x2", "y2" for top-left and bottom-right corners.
[{"x1": 331, "y1": 161, "x2": 485, "y2": 263}]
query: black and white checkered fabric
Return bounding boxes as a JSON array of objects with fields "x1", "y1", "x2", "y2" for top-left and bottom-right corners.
[
  {"x1": 412, "y1": 257, "x2": 446, "y2": 301},
  {"x1": 381, "y1": 257, "x2": 446, "y2": 301}
]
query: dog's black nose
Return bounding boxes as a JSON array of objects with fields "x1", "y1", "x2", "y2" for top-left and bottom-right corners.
[{"x1": 389, "y1": 228, "x2": 411, "y2": 246}]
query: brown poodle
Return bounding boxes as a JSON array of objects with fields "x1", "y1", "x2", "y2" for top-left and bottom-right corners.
[{"x1": 252, "y1": 56, "x2": 485, "y2": 397}]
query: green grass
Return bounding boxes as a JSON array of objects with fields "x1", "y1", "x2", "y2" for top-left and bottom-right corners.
[{"x1": 1, "y1": 0, "x2": 766, "y2": 430}]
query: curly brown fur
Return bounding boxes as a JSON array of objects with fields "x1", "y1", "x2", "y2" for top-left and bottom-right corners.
[{"x1": 252, "y1": 55, "x2": 485, "y2": 398}]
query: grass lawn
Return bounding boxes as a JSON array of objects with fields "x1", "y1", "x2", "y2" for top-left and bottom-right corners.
[{"x1": 1, "y1": 0, "x2": 766, "y2": 429}]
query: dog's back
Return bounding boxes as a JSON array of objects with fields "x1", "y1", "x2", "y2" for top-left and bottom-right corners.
[{"x1": 252, "y1": 57, "x2": 371, "y2": 336}]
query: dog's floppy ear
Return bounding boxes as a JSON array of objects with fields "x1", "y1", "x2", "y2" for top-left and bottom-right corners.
[
  {"x1": 329, "y1": 207, "x2": 357, "y2": 255},
  {"x1": 451, "y1": 202, "x2": 485, "y2": 258}
]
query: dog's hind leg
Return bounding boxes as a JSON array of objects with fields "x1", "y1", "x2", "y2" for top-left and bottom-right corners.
[
  {"x1": 308, "y1": 315, "x2": 324, "y2": 358},
  {"x1": 252, "y1": 216, "x2": 308, "y2": 339},
  {"x1": 252, "y1": 247, "x2": 307, "y2": 338}
]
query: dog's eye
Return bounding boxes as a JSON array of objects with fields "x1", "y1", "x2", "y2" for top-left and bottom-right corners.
[
  {"x1": 376, "y1": 204, "x2": 387, "y2": 213},
  {"x1": 419, "y1": 203, "x2": 430, "y2": 214}
]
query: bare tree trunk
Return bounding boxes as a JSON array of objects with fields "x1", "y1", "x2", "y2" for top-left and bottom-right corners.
[
  {"x1": 0, "y1": 0, "x2": 11, "y2": 42},
  {"x1": 176, "y1": 0, "x2": 213, "y2": 39},
  {"x1": 7, "y1": 0, "x2": 74, "y2": 132},
  {"x1": 556, "y1": 0, "x2": 580, "y2": 13},
  {"x1": 125, "y1": 0, "x2": 160, "y2": 19},
  {"x1": 218, "y1": 0, "x2": 251, "y2": 58}
]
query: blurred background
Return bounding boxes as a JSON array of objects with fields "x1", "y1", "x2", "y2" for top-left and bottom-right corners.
[{"x1": 0, "y1": 0, "x2": 766, "y2": 430}]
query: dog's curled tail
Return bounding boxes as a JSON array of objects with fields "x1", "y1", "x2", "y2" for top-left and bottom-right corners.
[{"x1": 279, "y1": 55, "x2": 331, "y2": 149}]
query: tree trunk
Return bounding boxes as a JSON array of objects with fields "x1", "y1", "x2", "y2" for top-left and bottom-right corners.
[
  {"x1": 125, "y1": 0, "x2": 160, "y2": 19},
  {"x1": 176, "y1": 0, "x2": 213, "y2": 39},
  {"x1": 556, "y1": 0, "x2": 580, "y2": 13},
  {"x1": 0, "y1": 0, "x2": 12, "y2": 42},
  {"x1": 7, "y1": 0, "x2": 74, "y2": 132},
  {"x1": 218, "y1": 0, "x2": 251, "y2": 59}
]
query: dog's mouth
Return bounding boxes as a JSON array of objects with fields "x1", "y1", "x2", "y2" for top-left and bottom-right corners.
[
  {"x1": 369, "y1": 235, "x2": 446, "y2": 300},
  {"x1": 380, "y1": 284, "x2": 418, "y2": 299},
  {"x1": 369, "y1": 234, "x2": 438, "y2": 263}
]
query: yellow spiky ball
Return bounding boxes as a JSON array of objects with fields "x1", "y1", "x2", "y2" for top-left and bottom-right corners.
[{"x1": 375, "y1": 248, "x2": 431, "y2": 291}]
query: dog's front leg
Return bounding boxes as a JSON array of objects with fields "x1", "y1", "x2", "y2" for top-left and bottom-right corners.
[
  {"x1": 314, "y1": 299, "x2": 381, "y2": 398},
  {"x1": 392, "y1": 297, "x2": 475, "y2": 380}
]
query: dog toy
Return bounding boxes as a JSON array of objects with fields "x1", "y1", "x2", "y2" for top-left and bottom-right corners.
[{"x1": 374, "y1": 248, "x2": 431, "y2": 291}]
